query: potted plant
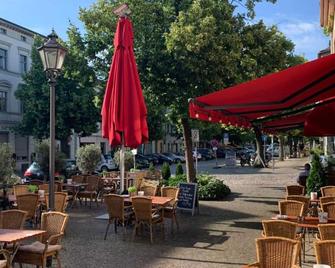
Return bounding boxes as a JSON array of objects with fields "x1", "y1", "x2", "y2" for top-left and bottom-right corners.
[
  {"x1": 76, "y1": 144, "x2": 101, "y2": 174},
  {"x1": 306, "y1": 152, "x2": 327, "y2": 196},
  {"x1": 128, "y1": 186, "x2": 137, "y2": 197},
  {"x1": 27, "y1": 185, "x2": 38, "y2": 193}
]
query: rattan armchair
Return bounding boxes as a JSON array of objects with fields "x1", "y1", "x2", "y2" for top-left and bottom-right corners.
[
  {"x1": 132, "y1": 197, "x2": 164, "y2": 243},
  {"x1": 77, "y1": 175, "x2": 99, "y2": 207},
  {"x1": 321, "y1": 201, "x2": 335, "y2": 218},
  {"x1": 318, "y1": 224, "x2": 335, "y2": 240},
  {"x1": 13, "y1": 211, "x2": 69, "y2": 268},
  {"x1": 38, "y1": 184, "x2": 49, "y2": 194},
  {"x1": 139, "y1": 185, "x2": 157, "y2": 196},
  {"x1": 45, "y1": 192, "x2": 68, "y2": 212},
  {"x1": 13, "y1": 185, "x2": 29, "y2": 196},
  {"x1": 314, "y1": 240, "x2": 335, "y2": 267},
  {"x1": 286, "y1": 195, "x2": 310, "y2": 215},
  {"x1": 16, "y1": 194, "x2": 39, "y2": 226},
  {"x1": 320, "y1": 196, "x2": 335, "y2": 210},
  {"x1": 0, "y1": 210, "x2": 27, "y2": 229},
  {"x1": 244, "y1": 237, "x2": 301, "y2": 268},
  {"x1": 321, "y1": 186, "x2": 335, "y2": 197},
  {"x1": 278, "y1": 200, "x2": 304, "y2": 217},
  {"x1": 0, "y1": 249, "x2": 10, "y2": 268},
  {"x1": 104, "y1": 194, "x2": 133, "y2": 240},
  {"x1": 161, "y1": 187, "x2": 179, "y2": 233},
  {"x1": 286, "y1": 185, "x2": 304, "y2": 196}
]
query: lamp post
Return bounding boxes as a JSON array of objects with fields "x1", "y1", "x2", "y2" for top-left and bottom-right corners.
[{"x1": 38, "y1": 30, "x2": 66, "y2": 210}]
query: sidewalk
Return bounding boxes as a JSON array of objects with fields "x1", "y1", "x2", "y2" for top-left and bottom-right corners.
[{"x1": 61, "y1": 158, "x2": 310, "y2": 267}]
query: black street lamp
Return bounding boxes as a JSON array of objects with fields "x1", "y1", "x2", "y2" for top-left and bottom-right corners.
[{"x1": 38, "y1": 30, "x2": 66, "y2": 210}]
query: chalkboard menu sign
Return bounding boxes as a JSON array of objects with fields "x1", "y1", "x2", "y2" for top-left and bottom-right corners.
[{"x1": 177, "y1": 182, "x2": 198, "y2": 216}]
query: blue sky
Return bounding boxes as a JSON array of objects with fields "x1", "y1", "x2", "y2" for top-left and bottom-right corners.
[{"x1": 0, "y1": 0, "x2": 329, "y2": 60}]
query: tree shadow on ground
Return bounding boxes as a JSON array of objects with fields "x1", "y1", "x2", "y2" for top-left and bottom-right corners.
[
  {"x1": 227, "y1": 221, "x2": 262, "y2": 230},
  {"x1": 159, "y1": 256, "x2": 246, "y2": 266},
  {"x1": 242, "y1": 199, "x2": 279, "y2": 206}
]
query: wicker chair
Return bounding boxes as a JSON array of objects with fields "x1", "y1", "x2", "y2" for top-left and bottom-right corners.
[
  {"x1": 286, "y1": 195, "x2": 310, "y2": 215},
  {"x1": 16, "y1": 194, "x2": 39, "y2": 226},
  {"x1": 286, "y1": 185, "x2": 304, "y2": 196},
  {"x1": 314, "y1": 240, "x2": 335, "y2": 267},
  {"x1": 278, "y1": 200, "x2": 304, "y2": 217},
  {"x1": 321, "y1": 186, "x2": 335, "y2": 197},
  {"x1": 104, "y1": 194, "x2": 133, "y2": 240},
  {"x1": 0, "y1": 250, "x2": 10, "y2": 268},
  {"x1": 318, "y1": 224, "x2": 335, "y2": 240},
  {"x1": 244, "y1": 237, "x2": 301, "y2": 268},
  {"x1": 77, "y1": 175, "x2": 99, "y2": 207},
  {"x1": 45, "y1": 192, "x2": 68, "y2": 212},
  {"x1": 161, "y1": 187, "x2": 180, "y2": 233},
  {"x1": 13, "y1": 211, "x2": 69, "y2": 268},
  {"x1": 320, "y1": 196, "x2": 335, "y2": 210},
  {"x1": 321, "y1": 202, "x2": 335, "y2": 218},
  {"x1": 0, "y1": 210, "x2": 27, "y2": 229},
  {"x1": 71, "y1": 175, "x2": 85, "y2": 183},
  {"x1": 132, "y1": 197, "x2": 164, "y2": 243},
  {"x1": 139, "y1": 185, "x2": 157, "y2": 196},
  {"x1": 13, "y1": 185, "x2": 29, "y2": 196},
  {"x1": 39, "y1": 184, "x2": 49, "y2": 193}
]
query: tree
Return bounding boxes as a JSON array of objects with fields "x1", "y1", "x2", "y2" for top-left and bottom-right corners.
[
  {"x1": 76, "y1": 144, "x2": 101, "y2": 174},
  {"x1": 14, "y1": 25, "x2": 99, "y2": 155},
  {"x1": 306, "y1": 152, "x2": 327, "y2": 195},
  {"x1": 80, "y1": 0, "x2": 302, "y2": 180},
  {"x1": 0, "y1": 143, "x2": 14, "y2": 184}
]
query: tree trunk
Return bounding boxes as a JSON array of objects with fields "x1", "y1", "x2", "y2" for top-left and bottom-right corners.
[
  {"x1": 181, "y1": 117, "x2": 196, "y2": 182},
  {"x1": 253, "y1": 125, "x2": 265, "y2": 167},
  {"x1": 279, "y1": 135, "x2": 284, "y2": 161}
]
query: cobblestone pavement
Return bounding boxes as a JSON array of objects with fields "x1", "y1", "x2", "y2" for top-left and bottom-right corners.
[{"x1": 58, "y1": 158, "x2": 315, "y2": 268}]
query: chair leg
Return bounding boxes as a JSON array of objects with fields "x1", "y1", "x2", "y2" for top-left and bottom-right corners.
[
  {"x1": 114, "y1": 219, "x2": 117, "y2": 233},
  {"x1": 149, "y1": 224, "x2": 153, "y2": 244},
  {"x1": 104, "y1": 222, "x2": 111, "y2": 240},
  {"x1": 174, "y1": 214, "x2": 179, "y2": 231},
  {"x1": 56, "y1": 252, "x2": 62, "y2": 268},
  {"x1": 132, "y1": 222, "x2": 138, "y2": 241}
]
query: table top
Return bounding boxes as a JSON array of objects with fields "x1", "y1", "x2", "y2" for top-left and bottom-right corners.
[
  {"x1": 0, "y1": 229, "x2": 46, "y2": 243},
  {"x1": 124, "y1": 196, "x2": 173, "y2": 206},
  {"x1": 63, "y1": 183, "x2": 88, "y2": 187},
  {"x1": 271, "y1": 215, "x2": 335, "y2": 228}
]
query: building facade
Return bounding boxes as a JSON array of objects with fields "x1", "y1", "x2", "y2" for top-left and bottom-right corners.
[{"x1": 0, "y1": 18, "x2": 43, "y2": 173}]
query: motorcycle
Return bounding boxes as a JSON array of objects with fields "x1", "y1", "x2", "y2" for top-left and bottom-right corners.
[{"x1": 250, "y1": 152, "x2": 273, "y2": 167}]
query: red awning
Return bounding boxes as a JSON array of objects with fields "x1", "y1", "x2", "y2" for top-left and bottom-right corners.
[{"x1": 189, "y1": 53, "x2": 335, "y2": 127}]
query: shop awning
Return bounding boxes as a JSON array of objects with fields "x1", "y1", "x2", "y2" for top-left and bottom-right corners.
[{"x1": 189, "y1": 53, "x2": 335, "y2": 128}]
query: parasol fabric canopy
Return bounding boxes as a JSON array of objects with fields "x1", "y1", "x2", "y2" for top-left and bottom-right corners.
[
  {"x1": 101, "y1": 17, "x2": 148, "y2": 148},
  {"x1": 189, "y1": 53, "x2": 335, "y2": 127}
]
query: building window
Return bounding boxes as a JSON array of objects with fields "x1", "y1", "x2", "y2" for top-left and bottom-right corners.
[
  {"x1": 19, "y1": 55, "x2": 27, "y2": 73},
  {"x1": 0, "y1": 91, "x2": 7, "y2": 112},
  {"x1": 20, "y1": 35, "x2": 26, "y2": 42},
  {"x1": 0, "y1": 49, "x2": 7, "y2": 70},
  {"x1": 0, "y1": 28, "x2": 6, "y2": 34}
]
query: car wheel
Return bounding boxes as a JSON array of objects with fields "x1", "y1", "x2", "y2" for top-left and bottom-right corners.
[{"x1": 101, "y1": 166, "x2": 108, "y2": 172}]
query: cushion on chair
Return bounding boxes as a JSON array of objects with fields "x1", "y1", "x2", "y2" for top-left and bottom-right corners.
[
  {"x1": 0, "y1": 260, "x2": 6, "y2": 268},
  {"x1": 19, "y1": 241, "x2": 62, "y2": 254}
]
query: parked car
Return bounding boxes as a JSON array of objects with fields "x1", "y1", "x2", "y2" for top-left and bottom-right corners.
[
  {"x1": 197, "y1": 148, "x2": 214, "y2": 160},
  {"x1": 23, "y1": 162, "x2": 44, "y2": 181},
  {"x1": 96, "y1": 154, "x2": 118, "y2": 172},
  {"x1": 192, "y1": 150, "x2": 202, "y2": 161},
  {"x1": 135, "y1": 154, "x2": 150, "y2": 169},
  {"x1": 63, "y1": 159, "x2": 79, "y2": 179},
  {"x1": 152, "y1": 153, "x2": 173, "y2": 165},
  {"x1": 162, "y1": 153, "x2": 185, "y2": 163},
  {"x1": 138, "y1": 153, "x2": 159, "y2": 165}
]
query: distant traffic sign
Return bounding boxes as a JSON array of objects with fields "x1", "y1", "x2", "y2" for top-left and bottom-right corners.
[{"x1": 191, "y1": 129, "x2": 199, "y2": 142}]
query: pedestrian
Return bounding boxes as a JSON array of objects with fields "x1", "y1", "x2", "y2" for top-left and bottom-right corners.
[{"x1": 297, "y1": 163, "x2": 311, "y2": 187}]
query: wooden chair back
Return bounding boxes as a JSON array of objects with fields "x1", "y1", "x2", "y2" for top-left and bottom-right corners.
[
  {"x1": 38, "y1": 184, "x2": 49, "y2": 193},
  {"x1": 86, "y1": 175, "x2": 99, "y2": 192},
  {"x1": 54, "y1": 181, "x2": 63, "y2": 192},
  {"x1": 286, "y1": 195, "x2": 310, "y2": 215},
  {"x1": 16, "y1": 194, "x2": 39, "y2": 220},
  {"x1": 278, "y1": 200, "x2": 304, "y2": 217},
  {"x1": 321, "y1": 202, "x2": 335, "y2": 218},
  {"x1": 320, "y1": 196, "x2": 335, "y2": 209},
  {"x1": 262, "y1": 220, "x2": 297, "y2": 239},
  {"x1": 13, "y1": 185, "x2": 29, "y2": 196},
  {"x1": 140, "y1": 185, "x2": 157, "y2": 196},
  {"x1": 255, "y1": 237, "x2": 300, "y2": 268},
  {"x1": 286, "y1": 185, "x2": 304, "y2": 196},
  {"x1": 104, "y1": 194, "x2": 125, "y2": 220},
  {"x1": 0, "y1": 210, "x2": 27, "y2": 229},
  {"x1": 321, "y1": 186, "x2": 335, "y2": 197},
  {"x1": 40, "y1": 211, "x2": 69, "y2": 245},
  {"x1": 103, "y1": 171, "x2": 119, "y2": 178},
  {"x1": 314, "y1": 240, "x2": 335, "y2": 267},
  {"x1": 132, "y1": 197, "x2": 153, "y2": 222},
  {"x1": 318, "y1": 224, "x2": 335, "y2": 240},
  {"x1": 45, "y1": 192, "x2": 68, "y2": 212},
  {"x1": 29, "y1": 180, "x2": 43, "y2": 186},
  {"x1": 72, "y1": 175, "x2": 85, "y2": 183}
]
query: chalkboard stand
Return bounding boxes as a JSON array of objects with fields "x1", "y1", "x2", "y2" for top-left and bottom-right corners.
[{"x1": 177, "y1": 182, "x2": 198, "y2": 216}]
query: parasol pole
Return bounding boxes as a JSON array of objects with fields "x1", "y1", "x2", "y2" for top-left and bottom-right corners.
[{"x1": 120, "y1": 133, "x2": 125, "y2": 193}]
